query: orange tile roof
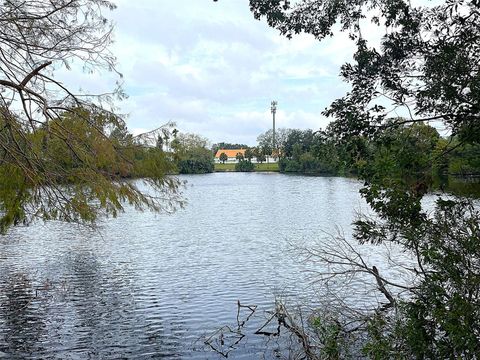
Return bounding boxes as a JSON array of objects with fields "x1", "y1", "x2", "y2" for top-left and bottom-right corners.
[{"x1": 215, "y1": 149, "x2": 246, "y2": 158}]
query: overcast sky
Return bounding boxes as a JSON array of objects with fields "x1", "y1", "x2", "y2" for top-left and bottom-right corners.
[{"x1": 84, "y1": 1, "x2": 360, "y2": 145}]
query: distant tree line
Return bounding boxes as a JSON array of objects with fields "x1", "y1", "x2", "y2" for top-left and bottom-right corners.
[{"x1": 255, "y1": 122, "x2": 480, "y2": 191}]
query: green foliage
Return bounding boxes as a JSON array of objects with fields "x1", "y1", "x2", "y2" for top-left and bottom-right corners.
[
  {"x1": 235, "y1": 152, "x2": 245, "y2": 161},
  {"x1": 273, "y1": 128, "x2": 348, "y2": 175},
  {"x1": 0, "y1": 166, "x2": 29, "y2": 231},
  {"x1": 350, "y1": 125, "x2": 480, "y2": 358},
  {"x1": 250, "y1": 0, "x2": 480, "y2": 358},
  {"x1": 177, "y1": 151, "x2": 214, "y2": 174},
  {"x1": 310, "y1": 316, "x2": 345, "y2": 359},
  {"x1": 358, "y1": 199, "x2": 480, "y2": 359},
  {"x1": 0, "y1": 108, "x2": 180, "y2": 233},
  {"x1": 256, "y1": 153, "x2": 266, "y2": 164},
  {"x1": 219, "y1": 152, "x2": 228, "y2": 164},
  {"x1": 271, "y1": 120, "x2": 480, "y2": 186},
  {"x1": 235, "y1": 159, "x2": 255, "y2": 172},
  {"x1": 0, "y1": 1, "x2": 184, "y2": 233},
  {"x1": 360, "y1": 122, "x2": 440, "y2": 191},
  {"x1": 361, "y1": 314, "x2": 406, "y2": 360},
  {"x1": 279, "y1": 153, "x2": 339, "y2": 175},
  {"x1": 279, "y1": 158, "x2": 301, "y2": 172},
  {"x1": 170, "y1": 132, "x2": 214, "y2": 174},
  {"x1": 448, "y1": 142, "x2": 480, "y2": 176},
  {"x1": 261, "y1": 144, "x2": 272, "y2": 156},
  {"x1": 402, "y1": 200, "x2": 480, "y2": 358},
  {"x1": 251, "y1": 0, "x2": 480, "y2": 139},
  {"x1": 244, "y1": 148, "x2": 254, "y2": 161},
  {"x1": 257, "y1": 128, "x2": 291, "y2": 155}
]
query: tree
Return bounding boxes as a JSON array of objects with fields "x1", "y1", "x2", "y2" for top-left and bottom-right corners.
[
  {"x1": 256, "y1": 153, "x2": 266, "y2": 164},
  {"x1": 171, "y1": 132, "x2": 214, "y2": 174},
  {"x1": 248, "y1": 0, "x2": 480, "y2": 357},
  {"x1": 236, "y1": 152, "x2": 245, "y2": 162},
  {"x1": 110, "y1": 122, "x2": 133, "y2": 147},
  {"x1": 257, "y1": 128, "x2": 291, "y2": 156},
  {"x1": 281, "y1": 129, "x2": 317, "y2": 158},
  {"x1": 0, "y1": 1, "x2": 180, "y2": 233},
  {"x1": 177, "y1": 152, "x2": 213, "y2": 174},
  {"x1": 261, "y1": 144, "x2": 272, "y2": 159},
  {"x1": 250, "y1": 1, "x2": 480, "y2": 141},
  {"x1": 244, "y1": 148, "x2": 254, "y2": 162},
  {"x1": 174, "y1": 133, "x2": 209, "y2": 152},
  {"x1": 256, "y1": 142, "x2": 273, "y2": 164},
  {"x1": 155, "y1": 135, "x2": 164, "y2": 150},
  {"x1": 275, "y1": 128, "x2": 343, "y2": 175},
  {"x1": 0, "y1": 1, "x2": 120, "y2": 120},
  {"x1": 219, "y1": 152, "x2": 228, "y2": 164}
]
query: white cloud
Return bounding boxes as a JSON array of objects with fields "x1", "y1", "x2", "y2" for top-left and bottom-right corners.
[{"x1": 80, "y1": 0, "x2": 357, "y2": 144}]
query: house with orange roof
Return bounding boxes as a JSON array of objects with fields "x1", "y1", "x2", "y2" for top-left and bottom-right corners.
[
  {"x1": 214, "y1": 149, "x2": 246, "y2": 163},
  {"x1": 214, "y1": 148, "x2": 278, "y2": 163}
]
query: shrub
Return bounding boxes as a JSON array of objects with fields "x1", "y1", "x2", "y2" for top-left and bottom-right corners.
[{"x1": 235, "y1": 160, "x2": 255, "y2": 172}]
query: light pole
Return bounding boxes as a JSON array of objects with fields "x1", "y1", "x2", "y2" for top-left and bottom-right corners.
[{"x1": 271, "y1": 100, "x2": 277, "y2": 152}]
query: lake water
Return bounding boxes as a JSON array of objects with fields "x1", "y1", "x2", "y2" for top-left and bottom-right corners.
[{"x1": 0, "y1": 173, "x2": 383, "y2": 359}]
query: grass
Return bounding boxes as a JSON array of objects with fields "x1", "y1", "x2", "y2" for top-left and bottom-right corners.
[
  {"x1": 214, "y1": 163, "x2": 236, "y2": 171},
  {"x1": 255, "y1": 162, "x2": 279, "y2": 172},
  {"x1": 214, "y1": 162, "x2": 279, "y2": 172}
]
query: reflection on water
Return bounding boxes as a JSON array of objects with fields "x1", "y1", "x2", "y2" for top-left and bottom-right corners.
[
  {"x1": 0, "y1": 272, "x2": 45, "y2": 358},
  {"x1": 0, "y1": 173, "x2": 370, "y2": 359},
  {"x1": 444, "y1": 177, "x2": 480, "y2": 198}
]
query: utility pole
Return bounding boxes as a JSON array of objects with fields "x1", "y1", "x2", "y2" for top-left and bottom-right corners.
[{"x1": 271, "y1": 100, "x2": 277, "y2": 152}]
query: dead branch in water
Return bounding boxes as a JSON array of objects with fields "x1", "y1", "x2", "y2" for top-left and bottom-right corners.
[{"x1": 204, "y1": 300, "x2": 257, "y2": 358}]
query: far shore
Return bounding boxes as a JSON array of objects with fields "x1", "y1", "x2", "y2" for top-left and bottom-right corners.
[{"x1": 214, "y1": 162, "x2": 279, "y2": 172}]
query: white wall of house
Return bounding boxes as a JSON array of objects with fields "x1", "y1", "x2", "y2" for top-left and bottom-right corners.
[
  {"x1": 214, "y1": 156, "x2": 278, "y2": 164},
  {"x1": 214, "y1": 157, "x2": 238, "y2": 163}
]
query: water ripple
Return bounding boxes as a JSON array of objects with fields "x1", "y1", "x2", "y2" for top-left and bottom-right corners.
[{"x1": 0, "y1": 173, "x2": 375, "y2": 359}]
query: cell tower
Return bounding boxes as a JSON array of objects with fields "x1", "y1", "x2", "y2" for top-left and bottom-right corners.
[{"x1": 271, "y1": 100, "x2": 277, "y2": 150}]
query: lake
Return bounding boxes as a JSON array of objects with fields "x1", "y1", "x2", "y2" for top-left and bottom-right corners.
[{"x1": 0, "y1": 173, "x2": 385, "y2": 359}]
